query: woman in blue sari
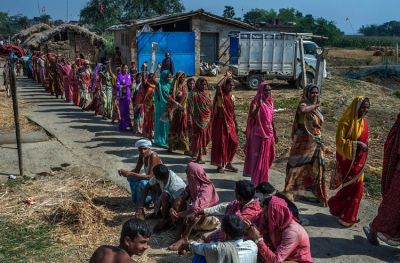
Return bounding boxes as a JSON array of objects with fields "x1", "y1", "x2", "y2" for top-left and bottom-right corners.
[{"x1": 154, "y1": 70, "x2": 172, "y2": 147}]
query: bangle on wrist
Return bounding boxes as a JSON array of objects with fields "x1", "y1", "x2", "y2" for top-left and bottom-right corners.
[{"x1": 254, "y1": 237, "x2": 263, "y2": 244}]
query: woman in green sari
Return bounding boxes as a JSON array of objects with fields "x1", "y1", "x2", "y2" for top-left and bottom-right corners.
[{"x1": 154, "y1": 70, "x2": 172, "y2": 147}]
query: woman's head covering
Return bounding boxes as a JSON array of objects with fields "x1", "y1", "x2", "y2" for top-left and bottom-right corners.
[
  {"x1": 336, "y1": 96, "x2": 369, "y2": 159},
  {"x1": 267, "y1": 196, "x2": 297, "y2": 246},
  {"x1": 195, "y1": 77, "x2": 208, "y2": 92},
  {"x1": 254, "y1": 81, "x2": 272, "y2": 104},
  {"x1": 303, "y1": 84, "x2": 320, "y2": 103},
  {"x1": 135, "y1": 138, "x2": 152, "y2": 148},
  {"x1": 185, "y1": 162, "x2": 219, "y2": 213}
]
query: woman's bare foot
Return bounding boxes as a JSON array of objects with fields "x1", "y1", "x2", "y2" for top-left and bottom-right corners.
[{"x1": 168, "y1": 238, "x2": 187, "y2": 251}]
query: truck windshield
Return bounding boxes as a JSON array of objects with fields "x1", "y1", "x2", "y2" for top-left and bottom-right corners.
[{"x1": 304, "y1": 43, "x2": 317, "y2": 55}]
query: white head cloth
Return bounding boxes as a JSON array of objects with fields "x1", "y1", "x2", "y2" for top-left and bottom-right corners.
[{"x1": 135, "y1": 139, "x2": 152, "y2": 148}]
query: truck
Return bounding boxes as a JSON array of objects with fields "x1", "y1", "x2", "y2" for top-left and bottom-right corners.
[{"x1": 228, "y1": 31, "x2": 326, "y2": 89}]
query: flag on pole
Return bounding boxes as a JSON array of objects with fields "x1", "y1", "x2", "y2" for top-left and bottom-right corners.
[{"x1": 99, "y1": 3, "x2": 104, "y2": 13}]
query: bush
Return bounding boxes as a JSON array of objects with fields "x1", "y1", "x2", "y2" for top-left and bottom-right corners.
[{"x1": 331, "y1": 35, "x2": 400, "y2": 49}]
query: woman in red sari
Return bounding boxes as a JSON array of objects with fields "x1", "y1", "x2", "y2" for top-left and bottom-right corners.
[
  {"x1": 167, "y1": 71, "x2": 190, "y2": 153},
  {"x1": 71, "y1": 63, "x2": 80, "y2": 106},
  {"x1": 364, "y1": 113, "x2": 400, "y2": 246},
  {"x1": 141, "y1": 73, "x2": 156, "y2": 140},
  {"x1": 328, "y1": 96, "x2": 370, "y2": 227},
  {"x1": 188, "y1": 77, "x2": 212, "y2": 164},
  {"x1": 211, "y1": 72, "x2": 239, "y2": 173}
]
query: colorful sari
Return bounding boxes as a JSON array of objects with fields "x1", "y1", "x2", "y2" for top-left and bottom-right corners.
[
  {"x1": 369, "y1": 113, "x2": 400, "y2": 245},
  {"x1": 71, "y1": 64, "x2": 80, "y2": 106},
  {"x1": 154, "y1": 70, "x2": 171, "y2": 147},
  {"x1": 167, "y1": 71, "x2": 189, "y2": 152},
  {"x1": 211, "y1": 77, "x2": 238, "y2": 167},
  {"x1": 328, "y1": 96, "x2": 369, "y2": 226},
  {"x1": 142, "y1": 76, "x2": 155, "y2": 139},
  {"x1": 132, "y1": 81, "x2": 144, "y2": 134},
  {"x1": 188, "y1": 78, "x2": 212, "y2": 160},
  {"x1": 86, "y1": 64, "x2": 103, "y2": 115},
  {"x1": 243, "y1": 82, "x2": 276, "y2": 186},
  {"x1": 58, "y1": 62, "x2": 72, "y2": 102},
  {"x1": 116, "y1": 72, "x2": 132, "y2": 130},
  {"x1": 100, "y1": 70, "x2": 113, "y2": 119},
  {"x1": 78, "y1": 66, "x2": 92, "y2": 109},
  {"x1": 284, "y1": 85, "x2": 328, "y2": 206}
]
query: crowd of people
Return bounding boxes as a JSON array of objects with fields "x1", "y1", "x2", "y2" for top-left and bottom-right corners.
[{"x1": 11, "y1": 48, "x2": 400, "y2": 262}]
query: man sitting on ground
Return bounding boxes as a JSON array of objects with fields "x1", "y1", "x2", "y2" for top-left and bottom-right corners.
[
  {"x1": 198, "y1": 180, "x2": 262, "y2": 242},
  {"x1": 90, "y1": 219, "x2": 151, "y2": 263},
  {"x1": 140, "y1": 164, "x2": 186, "y2": 232},
  {"x1": 119, "y1": 139, "x2": 162, "y2": 206},
  {"x1": 179, "y1": 214, "x2": 258, "y2": 263}
]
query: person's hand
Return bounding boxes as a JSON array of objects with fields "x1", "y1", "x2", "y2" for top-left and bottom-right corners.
[
  {"x1": 157, "y1": 63, "x2": 162, "y2": 69},
  {"x1": 314, "y1": 102, "x2": 320, "y2": 109},
  {"x1": 243, "y1": 219, "x2": 262, "y2": 240},
  {"x1": 225, "y1": 71, "x2": 232, "y2": 77},
  {"x1": 170, "y1": 208, "x2": 179, "y2": 222},
  {"x1": 357, "y1": 141, "x2": 368, "y2": 152},
  {"x1": 178, "y1": 241, "x2": 190, "y2": 255},
  {"x1": 118, "y1": 169, "x2": 128, "y2": 177},
  {"x1": 185, "y1": 213, "x2": 196, "y2": 225}
]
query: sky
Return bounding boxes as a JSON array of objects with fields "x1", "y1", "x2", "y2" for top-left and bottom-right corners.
[{"x1": 0, "y1": 0, "x2": 399, "y2": 34}]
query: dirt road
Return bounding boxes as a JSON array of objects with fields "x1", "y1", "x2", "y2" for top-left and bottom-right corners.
[{"x1": 0, "y1": 76, "x2": 399, "y2": 262}]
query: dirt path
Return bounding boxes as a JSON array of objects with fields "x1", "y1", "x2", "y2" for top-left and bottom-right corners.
[{"x1": 0, "y1": 76, "x2": 399, "y2": 262}]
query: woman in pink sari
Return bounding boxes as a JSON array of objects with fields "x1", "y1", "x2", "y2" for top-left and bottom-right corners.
[
  {"x1": 168, "y1": 162, "x2": 219, "y2": 250},
  {"x1": 245, "y1": 196, "x2": 313, "y2": 263},
  {"x1": 243, "y1": 82, "x2": 277, "y2": 186},
  {"x1": 58, "y1": 59, "x2": 72, "y2": 102}
]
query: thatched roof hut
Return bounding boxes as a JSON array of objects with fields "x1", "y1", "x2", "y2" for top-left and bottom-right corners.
[
  {"x1": 24, "y1": 24, "x2": 105, "y2": 49},
  {"x1": 23, "y1": 24, "x2": 106, "y2": 61},
  {"x1": 12, "y1": 23, "x2": 52, "y2": 43}
]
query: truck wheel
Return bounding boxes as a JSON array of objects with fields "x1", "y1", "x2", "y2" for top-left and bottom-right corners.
[{"x1": 247, "y1": 74, "x2": 262, "y2": 90}]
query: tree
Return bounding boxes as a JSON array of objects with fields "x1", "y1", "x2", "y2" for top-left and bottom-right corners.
[
  {"x1": 359, "y1": 21, "x2": 400, "y2": 36},
  {"x1": 243, "y1": 8, "x2": 277, "y2": 24},
  {"x1": 223, "y1": 6, "x2": 235, "y2": 19},
  {"x1": 80, "y1": 0, "x2": 185, "y2": 33}
]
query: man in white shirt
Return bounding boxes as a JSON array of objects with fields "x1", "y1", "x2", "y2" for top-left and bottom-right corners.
[{"x1": 179, "y1": 214, "x2": 258, "y2": 263}]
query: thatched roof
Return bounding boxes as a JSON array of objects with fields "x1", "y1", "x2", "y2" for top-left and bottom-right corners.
[
  {"x1": 12, "y1": 23, "x2": 52, "y2": 42},
  {"x1": 23, "y1": 24, "x2": 106, "y2": 49}
]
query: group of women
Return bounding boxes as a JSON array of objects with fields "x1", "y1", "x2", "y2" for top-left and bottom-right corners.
[{"x1": 21, "y1": 50, "x2": 400, "y2": 252}]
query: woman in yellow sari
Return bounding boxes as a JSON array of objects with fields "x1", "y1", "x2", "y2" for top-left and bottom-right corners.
[{"x1": 328, "y1": 96, "x2": 370, "y2": 227}]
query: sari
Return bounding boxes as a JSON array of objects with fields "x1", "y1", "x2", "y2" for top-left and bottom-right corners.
[
  {"x1": 78, "y1": 66, "x2": 92, "y2": 109},
  {"x1": 100, "y1": 70, "x2": 113, "y2": 119},
  {"x1": 71, "y1": 64, "x2": 80, "y2": 106},
  {"x1": 369, "y1": 113, "x2": 400, "y2": 245},
  {"x1": 185, "y1": 162, "x2": 219, "y2": 215},
  {"x1": 86, "y1": 64, "x2": 103, "y2": 115},
  {"x1": 154, "y1": 70, "x2": 171, "y2": 147},
  {"x1": 328, "y1": 96, "x2": 369, "y2": 226},
  {"x1": 167, "y1": 71, "x2": 189, "y2": 152},
  {"x1": 58, "y1": 62, "x2": 72, "y2": 102},
  {"x1": 132, "y1": 80, "x2": 144, "y2": 134},
  {"x1": 243, "y1": 82, "x2": 276, "y2": 186},
  {"x1": 211, "y1": 77, "x2": 238, "y2": 167},
  {"x1": 116, "y1": 72, "x2": 132, "y2": 130},
  {"x1": 256, "y1": 196, "x2": 313, "y2": 263},
  {"x1": 141, "y1": 76, "x2": 155, "y2": 139},
  {"x1": 284, "y1": 85, "x2": 328, "y2": 206},
  {"x1": 111, "y1": 72, "x2": 120, "y2": 123},
  {"x1": 188, "y1": 78, "x2": 212, "y2": 159}
]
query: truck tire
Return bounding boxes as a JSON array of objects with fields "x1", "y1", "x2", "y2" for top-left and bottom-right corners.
[{"x1": 247, "y1": 74, "x2": 262, "y2": 90}]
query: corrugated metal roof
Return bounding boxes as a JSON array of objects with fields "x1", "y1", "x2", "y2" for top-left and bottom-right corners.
[{"x1": 108, "y1": 9, "x2": 256, "y2": 31}]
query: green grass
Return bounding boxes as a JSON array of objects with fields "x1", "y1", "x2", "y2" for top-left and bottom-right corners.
[
  {"x1": 0, "y1": 218, "x2": 61, "y2": 263},
  {"x1": 274, "y1": 98, "x2": 299, "y2": 109},
  {"x1": 364, "y1": 166, "x2": 382, "y2": 199},
  {"x1": 5, "y1": 176, "x2": 30, "y2": 188},
  {"x1": 332, "y1": 35, "x2": 400, "y2": 49}
]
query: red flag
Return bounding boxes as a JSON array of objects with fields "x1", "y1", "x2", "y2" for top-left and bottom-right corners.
[{"x1": 99, "y1": 3, "x2": 104, "y2": 13}]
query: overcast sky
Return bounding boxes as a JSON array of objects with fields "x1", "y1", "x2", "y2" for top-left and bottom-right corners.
[{"x1": 1, "y1": 0, "x2": 399, "y2": 34}]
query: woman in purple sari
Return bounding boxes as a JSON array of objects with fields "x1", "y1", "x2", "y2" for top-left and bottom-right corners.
[{"x1": 116, "y1": 65, "x2": 133, "y2": 131}]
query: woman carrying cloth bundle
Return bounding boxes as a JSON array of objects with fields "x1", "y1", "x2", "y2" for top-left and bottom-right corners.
[{"x1": 328, "y1": 96, "x2": 370, "y2": 227}]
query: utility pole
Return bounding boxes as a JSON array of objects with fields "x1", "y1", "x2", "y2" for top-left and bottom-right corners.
[
  {"x1": 9, "y1": 58, "x2": 24, "y2": 177},
  {"x1": 66, "y1": 0, "x2": 69, "y2": 22}
]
